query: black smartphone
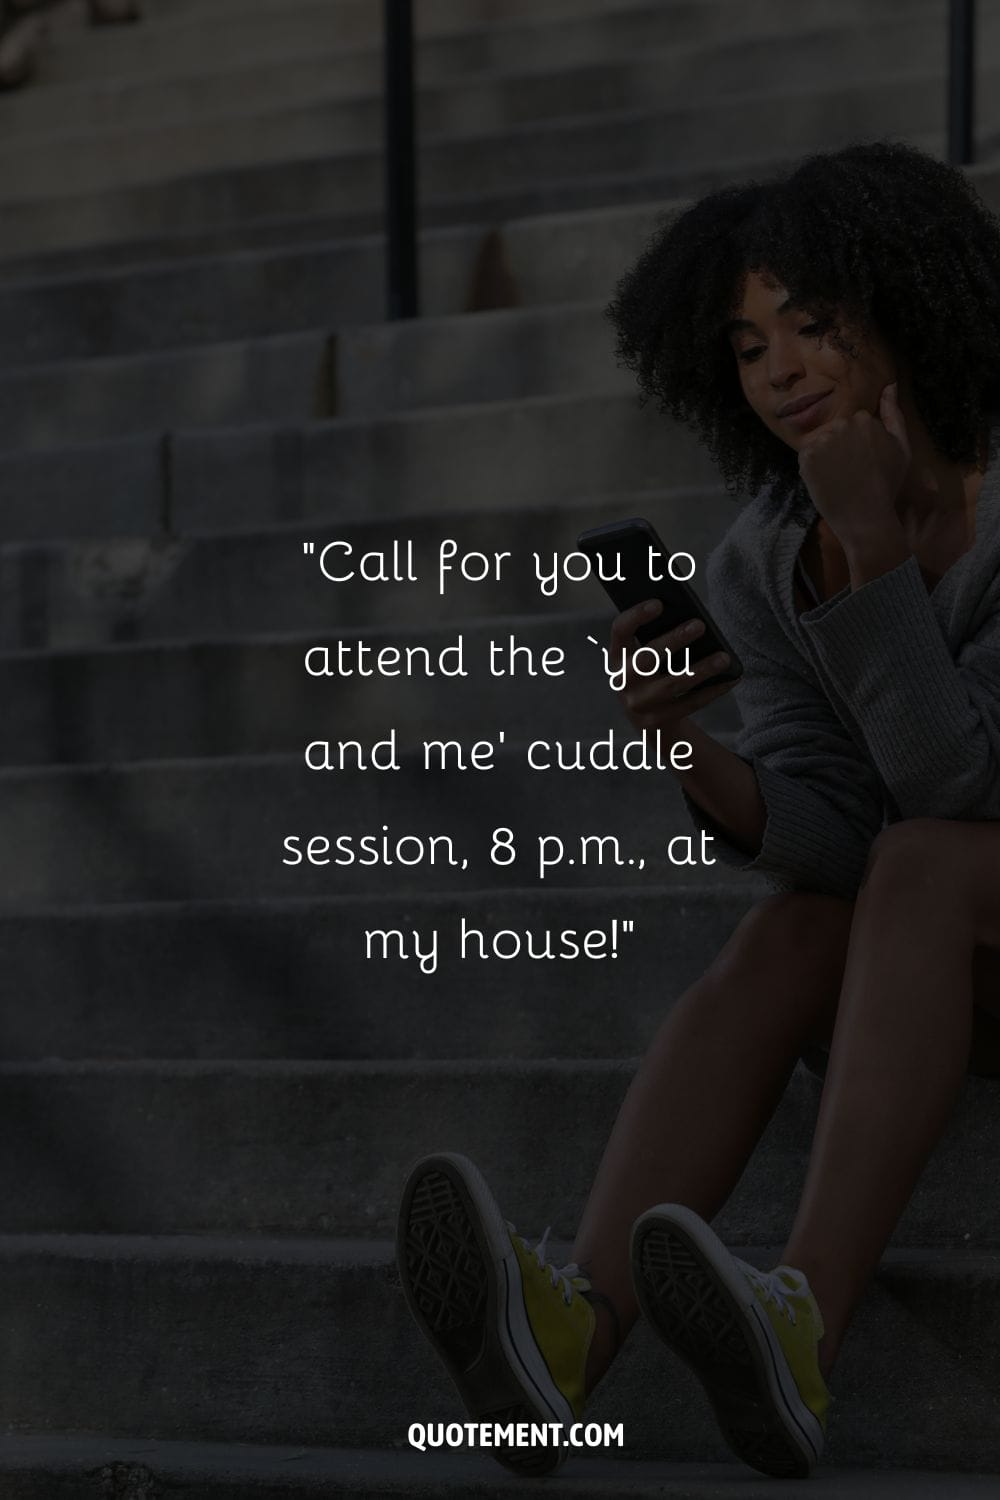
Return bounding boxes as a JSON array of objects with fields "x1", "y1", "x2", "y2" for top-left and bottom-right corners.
[{"x1": 576, "y1": 517, "x2": 743, "y2": 685}]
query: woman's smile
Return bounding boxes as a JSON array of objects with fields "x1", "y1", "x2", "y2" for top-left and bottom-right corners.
[
  {"x1": 727, "y1": 269, "x2": 896, "y2": 451},
  {"x1": 779, "y1": 389, "x2": 835, "y2": 431}
]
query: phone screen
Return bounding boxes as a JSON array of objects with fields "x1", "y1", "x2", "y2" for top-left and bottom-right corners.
[{"x1": 576, "y1": 518, "x2": 743, "y2": 681}]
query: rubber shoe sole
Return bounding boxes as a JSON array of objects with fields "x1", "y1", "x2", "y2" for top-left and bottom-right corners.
[
  {"x1": 397, "y1": 1151, "x2": 574, "y2": 1477},
  {"x1": 631, "y1": 1204, "x2": 824, "y2": 1479}
]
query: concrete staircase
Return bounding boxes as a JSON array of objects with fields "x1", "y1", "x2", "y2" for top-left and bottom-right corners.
[{"x1": 0, "y1": 0, "x2": 997, "y2": 1493}]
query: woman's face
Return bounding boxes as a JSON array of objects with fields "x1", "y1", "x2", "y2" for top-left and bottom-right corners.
[{"x1": 727, "y1": 269, "x2": 898, "y2": 449}]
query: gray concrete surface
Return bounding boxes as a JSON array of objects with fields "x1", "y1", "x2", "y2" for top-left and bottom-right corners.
[
  {"x1": 0, "y1": 0, "x2": 995, "y2": 1488},
  {"x1": 0, "y1": 493, "x2": 735, "y2": 646},
  {"x1": 0, "y1": 887, "x2": 758, "y2": 1059},
  {"x1": 9, "y1": 35, "x2": 997, "y2": 199},
  {"x1": 36, "y1": 0, "x2": 936, "y2": 89},
  {"x1": 0, "y1": 11, "x2": 957, "y2": 148},
  {"x1": 3, "y1": 157, "x2": 999, "y2": 363},
  {"x1": 0, "y1": 302, "x2": 647, "y2": 451},
  {"x1": 0, "y1": 393, "x2": 724, "y2": 539},
  {"x1": 0, "y1": 1440, "x2": 991, "y2": 1497},
  {"x1": 0, "y1": 1232, "x2": 995, "y2": 1467},
  {"x1": 0, "y1": 1441, "x2": 996, "y2": 1498},
  {"x1": 0, "y1": 1062, "x2": 995, "y2": 1247}
]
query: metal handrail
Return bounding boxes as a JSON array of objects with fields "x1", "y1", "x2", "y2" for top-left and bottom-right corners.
[
  {"x1": 384, "y1": 0, "x2": 419, "y2": 319},
  {"x1": 381, "y1": 0, "x2": 978, "y2": 314},
  {"x1": 948, "y1": 0, "x2": 976, "y2": 165}
]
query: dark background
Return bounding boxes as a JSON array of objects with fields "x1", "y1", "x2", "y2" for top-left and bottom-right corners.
[{"x1": 0, "y1": 0, "x2": 995, "y2": 1494}]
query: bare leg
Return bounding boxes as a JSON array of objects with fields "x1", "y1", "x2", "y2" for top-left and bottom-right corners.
[
  {"x1": 572, "y1": 890, "x2": 854, "y2": 1391},
  {"x1": 782, "y1": 819, "x2": 1000, "y2": 1376}
]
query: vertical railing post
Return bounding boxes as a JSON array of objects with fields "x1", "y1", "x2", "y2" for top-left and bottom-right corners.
[
  {"x1": 384, "y1": 0, "x2": 419, "y2": 319},
  {"x1": 948, "y1": 0, "x2": 975, "y2": 165}
]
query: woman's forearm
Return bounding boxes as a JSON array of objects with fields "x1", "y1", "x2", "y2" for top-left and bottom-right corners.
[{"x1": 670, "y1": 719, "x2": 767, "y2": 857}]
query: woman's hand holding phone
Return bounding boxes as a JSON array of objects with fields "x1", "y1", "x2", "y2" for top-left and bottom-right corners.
[
  {"x1": 610, "y1": 598, "x2": 738, "y2": 737},
  {"x1": 607, "y1": 589, "x2": 765, "y2": 861}
]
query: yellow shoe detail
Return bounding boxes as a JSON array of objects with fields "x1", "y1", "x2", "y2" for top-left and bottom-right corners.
[
  {"x1": 398, "y1": 1152, "x2": 595, "y2": 1477},
  {"x1": 631, "y1": 1203, "x2": 828, "y2": 1479},
  {"x1": 510, "y1": 1227, "x2": 595, "y2": 1422},
  {"x1": 744, "y1": 1264, "x2": 830, "y2": 1431}
]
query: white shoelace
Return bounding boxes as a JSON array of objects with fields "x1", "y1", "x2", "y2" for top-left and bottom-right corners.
[
  {"x1": 743, "y1": 1265, "x2": 800, "y2": 1325},
  {"x1": 508, "y1": 1221, "x2": 589, "y2": 1305}
]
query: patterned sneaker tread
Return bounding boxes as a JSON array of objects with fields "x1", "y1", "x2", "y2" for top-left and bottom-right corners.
[
  {"x1": 487, "y1": 1401, "x2": 563, "y2": 1477},
  {"x1": 634, "y1": 1218, "x2": 811, "y2": 1480},
  {"x1": 397, "y1": 1155, "x2": 569, "y2": 1478},
  {"x1": 405, "y1": 1167, "x2": 487, "y2": 1358},
  {"x1": 638, "y1": 1232, "x2": 753, "y2": 1369}
]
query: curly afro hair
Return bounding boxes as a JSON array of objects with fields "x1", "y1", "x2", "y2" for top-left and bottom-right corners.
[{"x1": 605, "y1": 139, "x2": 1000, "y2": 503}]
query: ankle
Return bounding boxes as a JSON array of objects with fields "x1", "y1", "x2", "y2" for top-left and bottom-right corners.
[
  {"x1": 581, "y1": 1290, "x2": 625, "y2": 1397},
  {"x1": 816, "y1": 1329, "x2": 841, "y2": 1383},
  {"x1": 779, "y1": 1262, "x2": 842, "y2": 1382}
]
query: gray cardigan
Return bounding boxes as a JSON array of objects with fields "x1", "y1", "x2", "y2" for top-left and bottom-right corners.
[{"x1": 683, "y1": 458, "x2": 1000, "y2": 898}]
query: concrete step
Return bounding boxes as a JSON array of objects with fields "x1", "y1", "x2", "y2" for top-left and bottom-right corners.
[
  {"x1": 0, "y1": 1444, "x2": 993, "y2": 1500},
  {"x1": 0, "y1": 1062, "x2": 997, "y2": 1247},
  {"x1": 0, "y1": 74, "x2": 967, "y2": 262},
  {"x1": 0, "y1": 192, "x2": 704, "y2": 358},
  {"x1": 0, "y1": 330, "x2": 337, "y2": 453},
  {"x1": 0, "y1": 888, "x2": 759, "y2": 1061},
  {"x1": 32, "y1": 0, "x2": 476, "y2": 85},
  {"x1": 0, "y1": 394, "x2": 718, "y2": 542},
  {"x1": 0, "y1": 745, "x2": 745, "y2": 903},
  {"x1": 2, "y1": 16, "x2": 965, "y2": 199},
  {"x1": 0, "y1": 492, "x2": 736, "y2": 648},
  {"x1": 0, "y1": 606, "x2": 739, "y2": 763},
  {"x1": 336, "y1": 301, "x2": 630, "y2": 419},
  {"x1": 0, "y1": 6, "x2": 949, "y2": 145},
  {"x1": 39, "y1": 0, "x2": 931, "y2": 87},
  {"x1": 0, "y1": 300, "x2": 638, "y2": 453},
  {"x1": 0, "y1": 1230, "x2": 996, "y2": 1467},
  {"x1": 0, "y1": 148, "x2": 809, "y2": 278},
  {"x1": 6, "y1": 152, "x2": 999, "y2": 363},
  {"x1": 0, "y1": 92, "x2": 778, "y2": 208}
]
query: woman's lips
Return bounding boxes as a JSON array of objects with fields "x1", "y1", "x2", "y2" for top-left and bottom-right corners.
[{"x1": 780, "y1": 390, "x2": 833, "y2": 431}]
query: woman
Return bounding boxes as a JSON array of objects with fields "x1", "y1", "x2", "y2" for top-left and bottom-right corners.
[{"x1": 396, "y1": 139, "x2": 1000, "y2": 1480}]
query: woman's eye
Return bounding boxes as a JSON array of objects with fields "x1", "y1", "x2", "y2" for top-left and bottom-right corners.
[{"x1": 737, "y1": 320, "x2": 829, "y2": 365}]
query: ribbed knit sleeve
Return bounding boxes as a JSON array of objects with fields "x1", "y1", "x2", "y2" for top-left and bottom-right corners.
[
  {"x1": 801, "y1": 555, "x2": 1000, "y2": 820},
  {"x1": 682, "y1": 534, "x2": 886, "y2": 898}
]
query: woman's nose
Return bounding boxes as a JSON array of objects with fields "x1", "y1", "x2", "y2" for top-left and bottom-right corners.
[{"x1": 767, "y1": 336, "x2": 806, "y2": 387}]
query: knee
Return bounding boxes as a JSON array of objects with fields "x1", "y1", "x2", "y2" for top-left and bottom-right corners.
[
  {"x1": 861, "y1": 818, "x2": 961, "y2": 897},
  {"x1": 712, "y1": 891, "x2": 853, "y2": 986},
  {"x1": 685, "y1": 893, "x2": 850, "y2": 1045}
]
